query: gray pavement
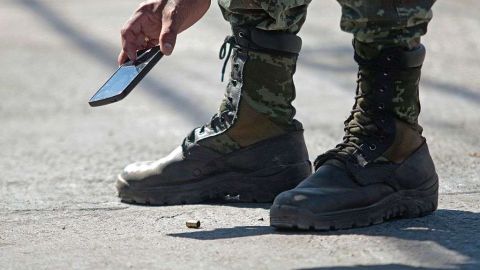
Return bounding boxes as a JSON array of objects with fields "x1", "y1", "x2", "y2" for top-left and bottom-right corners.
[{"x1": 1, "y1": 0, "x2": 479, "y2": 269}]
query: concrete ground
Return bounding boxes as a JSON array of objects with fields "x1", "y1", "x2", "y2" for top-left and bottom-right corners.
[{"x1": 1, "y1": 0, "x2": 479, "y2": 269}]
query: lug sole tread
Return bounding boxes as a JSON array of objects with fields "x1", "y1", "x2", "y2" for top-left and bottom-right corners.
[
  {"x1": 117, "y1": 161, "x2": 311, "y2": 206},
  {"x1": 270, "y1": 192, "x2": 438, "y2": 231}
]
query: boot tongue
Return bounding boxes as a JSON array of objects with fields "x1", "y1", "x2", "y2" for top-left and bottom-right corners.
[
  {"x1": 349, "y1": 99, "x2": 378, "y2": 135},
  {"x1": 339, "y1": 82, "x2": 379, "y2": 157}
]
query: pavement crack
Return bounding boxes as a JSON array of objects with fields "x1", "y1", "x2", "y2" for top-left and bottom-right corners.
[
  {"x1": 74, "y1": 207, "x2": 130, "y2": 212},
  {"x1": 7, "y1": 206, "x2": 129, "y2": 213},
  {"x1": 441, "y1": 191, "x2": 480, "y2": 196},
  {"x1": 156, "y1": 213, "x2": 185, "y2": 221}
]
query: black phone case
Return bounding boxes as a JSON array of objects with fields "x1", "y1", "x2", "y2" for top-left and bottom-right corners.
[{"x1": 89, "y1": 46, "x2": 163, "y2": 107}]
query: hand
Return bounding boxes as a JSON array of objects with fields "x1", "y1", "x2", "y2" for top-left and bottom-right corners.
[{"x1": 118, "y1": 0, "x2": 211, "y2": 65}]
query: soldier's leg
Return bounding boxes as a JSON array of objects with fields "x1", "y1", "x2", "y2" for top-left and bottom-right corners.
[
  {"x1": 116, "y1": 1, "x2": 312, "y2": 205},
  {"x1": 212, "y1": 0, "x2": 311, "y2": 149},
  {"x1": 271, "y1": 0, "x2": 439, "y2": 230},
  {"x1": 339, "y1": 0, "x2": 435, "y2": 58},
  {"x1": 218, "y1": 0, "x2": 310, "y2": 34}
]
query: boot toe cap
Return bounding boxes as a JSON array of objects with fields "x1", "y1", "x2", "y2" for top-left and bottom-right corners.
[
  {"x1": 273, "y1": 187, "x2": 354, "y2": 214},
  {"x1": 121, "y1": 161, "x2": 156, "y2": 181},
  {"x1": 272, "y1": 163, "x2": 395, "y2": 214},
  {"x1": 116, "y1": 160, "x2": 160, "y2": 195}
]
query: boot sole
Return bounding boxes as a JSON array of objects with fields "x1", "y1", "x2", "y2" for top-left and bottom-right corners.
[
  {"x1": 270, "y1": 177, "x2": 438, "y2": 231},
  {"x1": 116, "y1": 161, "x2": 311, "y2": 205}
]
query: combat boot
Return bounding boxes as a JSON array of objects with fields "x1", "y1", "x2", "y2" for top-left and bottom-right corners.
[
  {"x1": 116, "y1": 27, "x2": 311, "y2": 205},
  {"x1": 271, "y1": 42, "x2": 438, "y2": 230}
]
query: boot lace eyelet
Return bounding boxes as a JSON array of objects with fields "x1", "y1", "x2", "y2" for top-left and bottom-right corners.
[
  {"x1": 193, "y1": 168, "x2": 202, "y2": 177},
  {"x1": 238, "y1": 32, "x2": 246, "y2": 38},
  {"x1": 383, "y1": 72, "x2": 389, "y2": 77},
  {"x1": 379, "y1": 88, "x2": 385, "y2": 93},
  {"x1": 369, "y1": 144, "x2": 377, "y2": 151},
  {"x1": 378, "y1": 103, "x2": 385, "y2": 110}
]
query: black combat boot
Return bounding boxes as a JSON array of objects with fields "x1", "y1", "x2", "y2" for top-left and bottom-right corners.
[
  {"x1": 270, "y1": 42, "x2": 438, "y2": 230},
  {"x1": 116, "y1": 27, "x2": 311, "y2": 205}
]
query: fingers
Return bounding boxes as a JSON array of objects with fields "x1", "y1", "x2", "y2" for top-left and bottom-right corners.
[
  {"x1": 120, "y1": 22, "x2": 142, "y2": 63},
  {"x1": 146, "y1": 37, "x2": 160, "y2": 48},
  {"x1": 118, "y1": 0, "x2": 208, "y2": 61},
  {"x1": 159, "y1": 30, "x2": 176, "y2": 56},
  {"x1": 118, "y1": 50, "x2": 129, "y2": 66},
  {"x1": 159, "y1": 7, "x2": 181, "y2": 55}
]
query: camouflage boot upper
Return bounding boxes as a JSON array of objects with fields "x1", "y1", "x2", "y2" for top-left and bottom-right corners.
[
  {"x1": 183, "y1": 27, "x2": 304, "y2": 154},
  {"x1": 316, "y1": 41, "x2": 426, "y2": 165},
  {"x1": 270, "y1": 41, "x2": 438, "y2": 230},
  {"x1": 116, "y1": 27, "x2": 311, "y2": 205}
]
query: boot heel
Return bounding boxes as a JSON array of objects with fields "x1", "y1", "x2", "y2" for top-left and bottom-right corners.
[
  {"x1": 402, "y1": 176, "x2": 439, "y2": 218},
  {"x1": 402, "y1": 194, "x2": 438, "y2": 218}
]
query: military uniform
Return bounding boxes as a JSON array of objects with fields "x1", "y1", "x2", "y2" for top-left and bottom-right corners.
[
  {"x1": 219, "y1": 0, "x2": 435, "y2": 128},
  {"x1": 117, "y1": 0, "x2": 439, "y2": 230},
  {"x1": 219, "y1": 0, "x2": 434, "y2": 48}
]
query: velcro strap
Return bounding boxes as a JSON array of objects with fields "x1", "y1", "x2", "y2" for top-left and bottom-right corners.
[
  {"x1": 355, "y1": 44, "x2": 426, "y2": 69},
  {"x1": 232, "y1": 27, "x2": 302, "y2": 54}
]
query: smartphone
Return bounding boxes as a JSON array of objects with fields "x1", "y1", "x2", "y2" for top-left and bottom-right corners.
[{"x1": 89, "y1": 46, "x2": 163, "y2": 107}]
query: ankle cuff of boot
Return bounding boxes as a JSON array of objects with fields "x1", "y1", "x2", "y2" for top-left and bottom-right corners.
[
  {"x1": 219, "y1": 27, "x2": 302, "y2": 82},
  {"x1": 354, "y1": 40, "x2": 426, "y2": 69},
  {"x1": 230, "y1": 26, "x2": 302, "y2": 55}
]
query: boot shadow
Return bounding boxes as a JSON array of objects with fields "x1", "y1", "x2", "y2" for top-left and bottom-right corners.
[
  {"x1": 297, "y1": 263, "x2": 478, "y2": 270},
  {"x1": 167, "y1": 209, "x2": 480, "y2": 269}
]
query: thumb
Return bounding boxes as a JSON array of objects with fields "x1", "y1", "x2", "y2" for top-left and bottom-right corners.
[{"x1": 159, "y1": 20, "x2": 179, "y2": 56}]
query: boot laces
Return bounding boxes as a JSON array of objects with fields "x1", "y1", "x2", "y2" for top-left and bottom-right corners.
[
  {"x1": 219, "y1": 36, "x2": 236, "y2": 82},
  {"x1": 202, "y1": 99, "x2": 235, "y2": 133},
  {"x1": 196, "y1": 37, "x2": 238, "y2": 134},
  {"x1": 204, "y1": 36, "x2": 238, "y2": 132},
  {"x1": 316, "y1": 71, "x2": 385, "y2": 165},
  {"x1": 183, "y1": 38, "x2": 238, "y2": 146}
]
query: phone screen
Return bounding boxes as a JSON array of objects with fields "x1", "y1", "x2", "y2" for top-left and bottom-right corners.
[
  {"x1": 90, "y1": 65, "x2": 140, "y2": 102},
  {"x1": 89, "y1": 47, "x2": 161, "y2": 105},
  {"x1": 91, "y1": 60, "x2": 151, "y2": 102}
]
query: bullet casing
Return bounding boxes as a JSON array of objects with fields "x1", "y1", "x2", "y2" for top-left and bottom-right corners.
[{"x1": 186, "y1": 220, "x2": 201, "y2": 228}]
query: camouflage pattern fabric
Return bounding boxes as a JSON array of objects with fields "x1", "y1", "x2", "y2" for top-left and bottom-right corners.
[
  {"x1": 355, "y1": 60, "x2": 422, "y2": 131},
  {"x1": 186, "y1": 48, "x2": 299, "y2": 154},
  {"x1": 196, "y1": 131, "x2": 241, "y2": 153},
  {"x1": 339, "y1": 0, "x2": 436, "y2": 58},
  {"x1": 218, "y1": 0, "x2": 311, "y2": 33},
  {"x1": 241, "y1": 51, "x2": 297, "y2": 128},
  {"x1": 392, "y1": 68, "x2": 422, "y2": 128},
  {"x1": 201, "y1": 0, "x2": 436, "y2": 153},
  {"x1": 219, "y1": 0, "x2": 435, "y2": 54}
]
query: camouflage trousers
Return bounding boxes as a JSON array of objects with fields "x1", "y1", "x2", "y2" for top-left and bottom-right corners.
[
  {"x1": 202, "y1": 0, "x2": 436, "y2": 153},
  {"x1": 218, "y1": 0, "x2": 436, "y2": 54}
]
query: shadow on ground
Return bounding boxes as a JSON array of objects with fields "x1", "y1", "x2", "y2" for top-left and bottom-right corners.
[
  {"x1": 169, "y1": 209, "x2": 480, "y2": 269},
  {"x1": 18, "y1": 0, "x2": 210, "y2": 123},
  {"x1": 19, "y1": 0, "x2": 480, "y2": 118},
  {"x1": 297, "y1": 263, "x2": 478, "y2": 270}
]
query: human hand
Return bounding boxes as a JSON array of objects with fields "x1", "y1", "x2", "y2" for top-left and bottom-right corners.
[{"x1": 118, "y1": 0, "x2": 211, "y2": 65}]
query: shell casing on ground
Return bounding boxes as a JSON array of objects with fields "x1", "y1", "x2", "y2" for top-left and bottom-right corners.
[{"x1": 186, "y1": 220, "x2": 201, "y2": 229}]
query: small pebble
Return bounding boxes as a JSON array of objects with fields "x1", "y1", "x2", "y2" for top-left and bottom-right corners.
[{"x1": 468, "y1": 152, "x2": 480, "y2": 158}]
